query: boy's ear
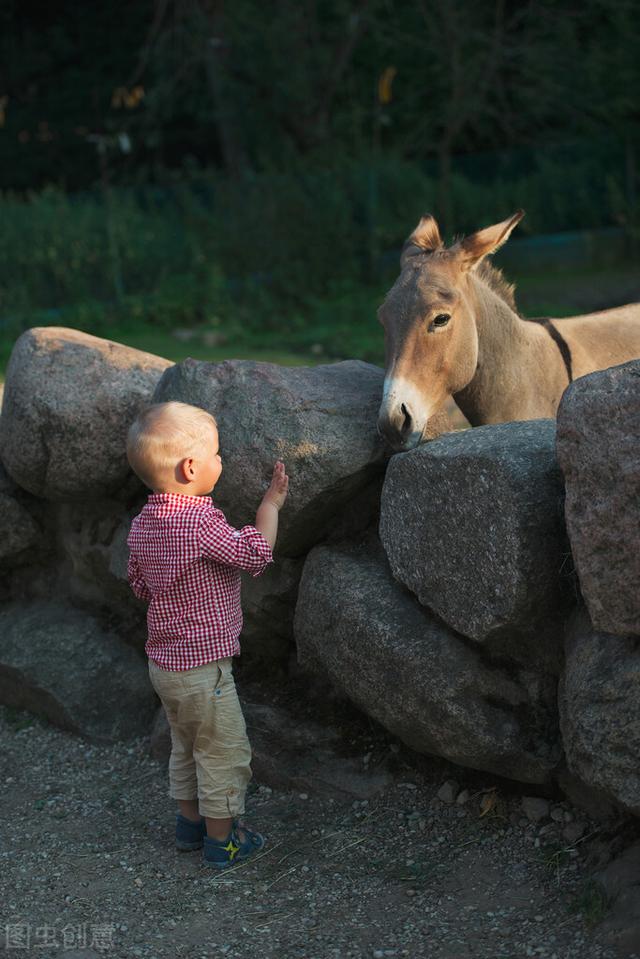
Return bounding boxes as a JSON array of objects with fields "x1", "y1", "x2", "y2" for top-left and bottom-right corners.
[{"x1": 178, "y1": 457, "x2": 195, "y2": 481}]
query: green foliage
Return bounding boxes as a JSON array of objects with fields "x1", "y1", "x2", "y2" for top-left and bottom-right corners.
[
  {"x1": 0, "y1": 144, "x2": 636, "y2": 376},
  {"x1": 0, "y1": 145, "x2": 634, "y2": 353},
  {"x1": 0, "y1": 185, "x2": 188, "y2": 312}
]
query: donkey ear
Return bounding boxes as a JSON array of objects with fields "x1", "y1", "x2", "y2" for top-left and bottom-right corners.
[
  {"x1": 455, "y1": 210, "x2": 524, "y2": 270},
  {"x1": 401, "y1": 214, "x2": 443, "y2": 267}
]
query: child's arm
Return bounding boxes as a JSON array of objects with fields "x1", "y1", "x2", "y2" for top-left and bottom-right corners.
[
  {"x1": 199, "y1": 461, "x2": 288, "y2": 575},
  {"x1": 200, "y1": 513, "x2": 273, "y2": 577},
  {"x1": 127, "y1": 552, "x2": 152, "y2": 602},
  {"x1": 255, "y1": 461, "x2": 289, "y2": 549}
]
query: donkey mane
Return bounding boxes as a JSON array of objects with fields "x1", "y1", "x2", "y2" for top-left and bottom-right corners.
[{"x1": 475, "y1": 260, "x2": 518, "y2": 314}]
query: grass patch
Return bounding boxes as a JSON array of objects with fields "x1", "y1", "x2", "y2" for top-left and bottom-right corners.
[
  {"x1": 538, "y1": 840, "x2": 573, "y2": 873},
  {"x1": 0, "y1": 278, "x2": 390, "y2": 378},
  {"x1": 92, "y1": 325, "x2": 329, "y2": 368},
  {"x1": 0, "y1": 320, "x2": 356, "y2": 381},
  {"x1": 3, "y1": 705, "x2": 38, "y2": 731},
  {"x1": 566, "y1": 878, "x2": 610, "y2": 926}
]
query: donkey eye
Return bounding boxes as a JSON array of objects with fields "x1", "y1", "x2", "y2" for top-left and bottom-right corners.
[{"x1": 430, "y1": 313, "x2": 451, "y2": 330}]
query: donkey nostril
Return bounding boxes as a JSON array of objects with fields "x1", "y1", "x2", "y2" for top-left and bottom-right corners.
[{"x1": 400, "y1": 402, "x2": 412, "y2": 434}]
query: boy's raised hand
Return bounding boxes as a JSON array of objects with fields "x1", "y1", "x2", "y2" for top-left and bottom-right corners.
[{"x1": 263, "y1": 460, "x2": 289, "y2": 510}]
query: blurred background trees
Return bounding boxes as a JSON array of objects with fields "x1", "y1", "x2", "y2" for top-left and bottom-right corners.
[{"x1": 0, "y1": 0, "x2": 638, "y2": 364}]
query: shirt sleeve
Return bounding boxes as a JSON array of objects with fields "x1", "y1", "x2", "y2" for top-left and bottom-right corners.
[
  {"x1": 199, "y1": 508, "x2": 274, "y2": 577},
  {"x1": 127, "y1": 551, "x2": 152, "y2": 601}
]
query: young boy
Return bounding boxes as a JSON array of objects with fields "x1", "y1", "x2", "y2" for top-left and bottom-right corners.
[{"x1": 125, "y1": 400, "x2": 289, "y2": 869}]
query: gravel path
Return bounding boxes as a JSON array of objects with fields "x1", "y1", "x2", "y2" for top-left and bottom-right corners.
[{"x1": 0, "y1": 701, "x2": 636, "y2": 959}]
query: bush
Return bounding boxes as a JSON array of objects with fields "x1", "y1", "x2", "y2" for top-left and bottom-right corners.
[{"x1": 0, "y1": 144, "x2": 633, "y2": 347}]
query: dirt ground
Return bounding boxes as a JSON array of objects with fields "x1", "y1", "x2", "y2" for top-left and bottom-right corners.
[{"x1": 1, "y1": 691, "x2": 638, "y2": 959}]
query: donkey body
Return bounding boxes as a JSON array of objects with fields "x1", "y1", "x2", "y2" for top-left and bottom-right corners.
[{"x1": 377, "y1": 211, "x2": 640, "y2": 451}]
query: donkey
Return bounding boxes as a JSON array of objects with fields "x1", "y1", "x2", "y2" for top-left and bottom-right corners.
[{"x1": 377, "y1": 210, "x2": 640, "y2": 451}]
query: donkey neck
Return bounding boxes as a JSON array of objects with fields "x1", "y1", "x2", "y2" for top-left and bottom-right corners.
[{"x1": 453, "y1": 273, "x2": 561, "y2": 425}]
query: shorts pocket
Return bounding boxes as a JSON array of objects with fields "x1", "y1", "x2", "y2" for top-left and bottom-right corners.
[
  {"x1": 210, "y1": 663, "x2": 223, "y2": 696},
  {"x1": 212, "y1": 659, "x2": 232, "y2": 697}
]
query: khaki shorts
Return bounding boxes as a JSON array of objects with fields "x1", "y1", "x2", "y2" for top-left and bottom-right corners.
[{"x1": 148, "y1": 657, "x2": 252, "y2": 819}]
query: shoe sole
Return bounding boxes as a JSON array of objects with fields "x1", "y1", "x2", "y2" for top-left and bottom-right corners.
[
  {"x1": 176, "y1": 839, "x2": 204, "y2": 851},
  {"x1": 201, "y1": 852, "x2": 261, "y2": 869}
]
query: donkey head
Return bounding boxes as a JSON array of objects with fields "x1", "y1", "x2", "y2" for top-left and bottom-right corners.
[{"x1": 376, "y1": 210, "x2": 524, "y2": 451}]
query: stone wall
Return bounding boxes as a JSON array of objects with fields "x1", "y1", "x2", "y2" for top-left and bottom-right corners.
[{"x1": 0, "y1": 326, "x2": 637, "y2": 821}]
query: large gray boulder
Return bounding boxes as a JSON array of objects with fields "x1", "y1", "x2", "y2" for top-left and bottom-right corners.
[
  {"x1": 0, "y1": 327, "x2": 171, "y2": 500},
  {"x1": 294, "y1": 539, "x2": 560, "y2": 785},
  {"x1": 558, "y1": 607, "x2": 640, "y2": 816},
  {"x1": 239, "y1": 556, "x2": 303, "y2": 669},
  {"x1": 153, "y1": 358, "x2": 389, "y2": 555},
  {"x1": 0, "y1": 601, "x2": 157, "y2": 742},
  {"x1": 0, "y1": 495, "x2": 39, "y2": 562},
  {"x1": 556, "y1": 360, "x2": 640, "y2": 636},
  {"x1": 0, "y1": 464, "x2": 41, "y2": 567},
  {"x1": 553, "y1": 756, "x2": 619, "y2": 823},
  {"x1": 594, "y1": 840, "x2": 640, "y2": 955},
  {"x1": 53, "y1": 497, "x2": 147, "y2": 633},
  {"x1": 379, "y1": 420, "x2": 570, "y2": 642}
]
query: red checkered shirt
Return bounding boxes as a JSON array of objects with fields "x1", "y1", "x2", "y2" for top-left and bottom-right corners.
[{"x1": 126, "y1": 492, "x2": 273, "y2": 671}]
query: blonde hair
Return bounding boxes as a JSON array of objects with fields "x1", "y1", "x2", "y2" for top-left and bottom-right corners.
[{"x1": 127, "y1": 401, "x2": 218, "y2": 489}]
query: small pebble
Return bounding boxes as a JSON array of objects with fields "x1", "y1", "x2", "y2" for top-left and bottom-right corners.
[
  {"x1": 522, "y1": 796, "x2": 550, "y2": 823},
  {"x1": 437, "y1": 780, "x2": 459, "y2": 804}
]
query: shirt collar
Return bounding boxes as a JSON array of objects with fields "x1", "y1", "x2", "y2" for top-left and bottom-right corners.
[{"x1": 147, "y1": 491, "x2": 213, "y2": 510}]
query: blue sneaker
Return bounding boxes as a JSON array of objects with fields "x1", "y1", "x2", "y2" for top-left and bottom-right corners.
[
  {"x1": 175, "y1": 813, "x2": 207, "y2": 851},
  {"x1": 202, "y1": 823, "x2": 265, "y2": 869}
]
